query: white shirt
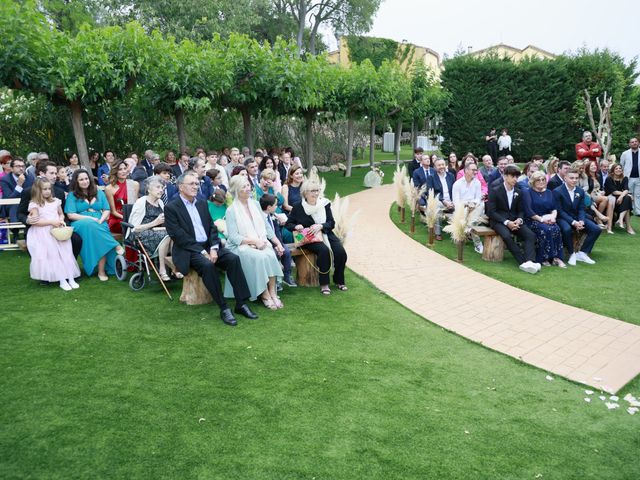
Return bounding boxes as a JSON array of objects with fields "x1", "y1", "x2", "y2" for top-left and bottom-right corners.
[
  {"x1": 497, "y1": 135, "x2": 512, "y2": 150},
  {"x1": 567, "y1": 186, "x2": 575, "y2": 203},
  {"x1": 439, "y1": 173, "x2": 451, "y2": 202},
  {"x1": 452, "y1": 177, "x2": 482, "y2": 203},
  {"x1": 505, "y1": 183, "x2": 514, "y2": 208}
]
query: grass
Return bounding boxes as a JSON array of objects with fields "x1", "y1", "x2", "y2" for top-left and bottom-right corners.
[
  {"x1": 2, "y1": 166, "x2": 639, "y2": 479},
  {"x1": 390, "y1": 206, "x2": 640, "y2": 325}
]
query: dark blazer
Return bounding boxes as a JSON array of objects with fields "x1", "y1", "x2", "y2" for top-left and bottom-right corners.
[
  {"x1": 171, "y1": 164, "x2": 187, "y2": 179},
  {"x1": 96, "y1": 164, "x2": 111, "y2": 186},
  {"x1": 553, "y1": 185, "x2": 586, "y2": 224},
  {"x1": 0, "y1": 174, "x2": 34, "y2": 221},
  {"x1": 426, "y1": 172, "x2": 455, "y2": 201},
  {"x1": 488, "y1": 168, "x2": 503, "y2": 185},
  {"x1": 412, "y1": 166, "x2": 434, "y2": 190},
  {"x1": 597, "y1": 171, "x2": 608, "y2": 188},
  {"x1": 164, "y1": 195, "x2": 222, "y2": 275},
  {"x1": 547, "y1": 174, "x2": 564, "y2": 191},
  {"x1": 486, "y1": 184, "x2": 525, "y2": 226},
  {"x1": 166, "y1": 182, "x2": 179, "y2": 201},
  {"x1": 196, "y1": 176, "x2": 213, "y2": 201},
  {"x1": 131, "y1": 165, "x2": 148, "y2": 184},
  {"x1": 17, "y1": 184, "x2": 66, "y2": 226},
  {"x1": 407, "y1": 158, "x2": 421, "y2": 178},
  {"x1": 142, "y1": 159, "x2": 154, "y2": 177}
]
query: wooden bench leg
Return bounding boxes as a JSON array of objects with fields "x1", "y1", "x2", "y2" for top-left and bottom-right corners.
[{"x1": 482, "y1": 235, "x2": 505, "y2": 262}]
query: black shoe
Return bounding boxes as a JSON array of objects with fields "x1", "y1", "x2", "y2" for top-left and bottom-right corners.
[
  {"x1": 39, "y1": 280, "x2": 50, "y2": 286},
  {"x1": 234, "y1": 304, "x2": 258, "y2": 319},
  {"x1": 220, "y1": 308, "x2": 237, "y2": 326},
  {"x1": 282, "y1": 276, "x2": 298, "y2": 287}
]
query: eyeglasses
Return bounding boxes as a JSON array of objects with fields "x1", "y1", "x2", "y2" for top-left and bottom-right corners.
[
  {"x1": 309, "y1": 189, "x2": 320, "y2": 193},
  {"x1": 183, "y1": 182, "x2": 199, "y2": 186}
]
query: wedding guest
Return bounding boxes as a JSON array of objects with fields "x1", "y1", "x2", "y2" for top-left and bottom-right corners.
[
  {"x1": 281, "y1": 165, "x2": 304, "y2": 213},
  {"x1": 479, "y1": 154, "x2": 495, "y2": 184},
  {"x1": 408, "y1": 147, "x2": 424, "y2": 177},
  {"x1": 604, "y1": 163, "x2": 635, "y2": 234},
  {"x1": 427, "y1": 159, "x2": 455, "y2": 241},
  {"x1": 486, "y1": 127, "x2": 498, "y2": 164},
  {"x1": 105, "y1": 159, "x2": 139, "y2": 234},
  {"x1": 619, "y1": 137, "x2": 640, "y2": 216},
  {"x1": 576, "y1": 131, "x2": 601, "y2": 163},
  {"x1": 97, "y1": 150, "x2": 115, "y2": 186},
  {"x1": 447, "y1": 152, "x2": 458, "y2": 176},
  {"x1": 261, "y1": 193, "x2": 297, "y2": 288},
  {"x1": 412, "y1": 153, "x2": 434, "y2": 190},
  {"x1": 497, "y1": 128, "x2": 512, "y2": 157}
]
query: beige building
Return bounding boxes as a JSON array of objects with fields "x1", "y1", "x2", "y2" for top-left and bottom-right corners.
[
  {"x1": 468, "y1": 43, "x2": 556, "y2": 62},
  {"x1": 328, "y1": 36, "x2": 442, "y2": 77}
]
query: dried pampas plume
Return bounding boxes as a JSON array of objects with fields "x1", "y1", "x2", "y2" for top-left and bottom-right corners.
[
  {"x1": 331, "y1": 193, "x2": 360, "y2": 245},
  {"x1": 420, "y1": 189, "x2": 442, "y2": 228},
  {"x1": 404, "y1": 179, "x2": 425, "y2": 216},
  {"x1": 308, "y1": 166, "x2": 326, "y2": 197},
  {"x1": 443, "y1": 202, "x2": 486, "y2": 243},
  {"x1": 393, "y1": 166, "x2": 407, "y2": 209}
]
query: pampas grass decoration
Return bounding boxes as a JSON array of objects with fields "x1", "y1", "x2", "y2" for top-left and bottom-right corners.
[
  {"x1": 331, "y1": 193, "x2": 360, "y2": 245},
  {"x1": 421, "y1": 189, "x2": 441, "y2": 229},
  {"x1": 393, "y1": 166, "x2": 407, "y2": 212},
  {"x1": 443, "y1": 202, "x2": 468, "y2": 243},
  {"x1": 404, "y1": 180, "x2": 425, "y2": 234},
  {"x1": 308, "y1": 166, "x2": 326, "y2": 197}
]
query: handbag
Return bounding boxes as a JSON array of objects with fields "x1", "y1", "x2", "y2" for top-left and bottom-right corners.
[
  {"x1": 293, "y1": 227, "x2": 323, "y2": 246},
  {"x1": 50, "y1": 226, "x2": 74, "y2": 241}
]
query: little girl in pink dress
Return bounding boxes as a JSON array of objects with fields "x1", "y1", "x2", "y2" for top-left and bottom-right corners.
[{"x1": 27, "y1": 179, "x2": 80, "y2": 291}]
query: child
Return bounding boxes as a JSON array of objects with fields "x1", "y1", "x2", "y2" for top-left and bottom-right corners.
[
  {"x1": 207, "y1": 189, "x2": 228, "y2": 241},
  {"x1": 260, "y1": 194, "x2": 296, "y2": 289},
  {"x1": 27, "y1": 179, "x2": 80, "y2": 291}
]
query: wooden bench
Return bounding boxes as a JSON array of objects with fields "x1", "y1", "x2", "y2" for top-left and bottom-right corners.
[
  {"x1": 0, "y1": 198, "x2": 26, "y2": 251},
  {"x1": 470, "y1": 225, "x2": 504, "y2": 262}
]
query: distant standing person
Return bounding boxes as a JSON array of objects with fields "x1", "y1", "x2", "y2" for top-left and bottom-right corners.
[
  {"x1": 619, "y1": 137, "x2": 640, "y2": 216},
  {"x1": 497, "y1": 129, "x2": 512, "y2": 157},
  {"x1": 486, "y1": 128, "x2": 498, "y2": 165}
]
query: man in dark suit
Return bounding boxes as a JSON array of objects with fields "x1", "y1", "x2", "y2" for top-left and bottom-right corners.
[
  {"x1": 0, "y1": 157, "x2": 34, "y2": 221},
  {"x1": 17, "y1": 161, "x2": 82, "y2": 257},
  {"x1": 488, "y1": 156, "x2": 508, "y2": 187},
  {"x1": 189, "y1": 157, "x2": 213, "y2": 201},
  {"x1": 597, "y1": 157, "x2": 610, "y2": 188},
  {"x1": 425, "y1": 158, "x2": 455, "y2": 240},
  {"x1": 164, "y1": 172, "x2": 257, "y2": 326},
  {"x1": 407, "y1": 147, "x2": 424, "y2": 178},
  {"x1": 486, "y1": 165, "x2": 539, "y2": 274},
  {"x1": 142, "y1": 150, "x2": 156, "y2": 177},
  {"x1": 412, "y1": 153, "x2": 434, "y2": 190},
  {"x1": 171, "y1": 152, "x2": 190, "y2": 178},
  {"x1": 553, "y1": 168, "x2": 600, "y2": 266},
  {"x1": 548, "y1": 160, "x2": 571, "y2": 190}
]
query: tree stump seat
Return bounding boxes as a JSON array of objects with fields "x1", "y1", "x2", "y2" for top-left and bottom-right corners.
[
  {"x1": 287, "y1": 244, "x2": 319, "y2": 287},
  {"x1": 471, "y1": 226, "x2": 505, "y2": 262},
  {"x1": 164, "y1": 256, "x2": 212, "y2": 305}
]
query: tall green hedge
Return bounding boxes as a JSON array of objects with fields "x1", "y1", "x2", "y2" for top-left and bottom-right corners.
[{"x1": 440, "y1": 51, "x2": 640, "y2": 161}]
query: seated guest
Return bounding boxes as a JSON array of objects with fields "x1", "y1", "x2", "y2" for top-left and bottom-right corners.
[
  {"x1": 97, "y1": 150, "x2": 115, "y2": 186},
  {"x1": 285, "y1": 179, "x2": 348, "y2": 295},
  {"x1": 597, "y1": 157, "x2": 610, "y2": 188},
  {"x1": 584, "y1": 159, "x2": 611, "y2": 228},
  {"x1": 258, "y1": 156, "x2": 282, "y2": 192},
  {"x1": 128, "y1": 176, "x2": 173, "y2": 281},
  {"x1": 245, "y1": 158, "x2": 261, "y2": 190},
  {"x1": 207, "y1": 189, "x2": 228, "y2": 240},
  {"x1": 171, "y1": 152, "x2": 190, "y2": 178},
  {"x1": 452, "y1": 162, "x2": 484, "y2": 253},
  {"x1": 407, "y1": 147, "x2": 424, "y2": 178},
  {"x1": 153, "y1": 162, "x2": 178, "y2": 202},
  {"x1": 548, "y1": 160, "x2": 570, "y2": 190},
  {"x1": 604, "y1": 163, "x2": 635, "y2": 234},
  {"x1": 206, "y1": 151, "x2": 229, "y2": 188},
  {"x1": 479, "y1": 154, "x2": 495, "y2": 184},
  {"x1": 486, "y1": 165, "x2": 540, "y2": 274},
  {"x1": 260, "y1": 193, "x2": 297, "y2": 288},
  {"x1": 517, "y1": 161, "x2": 539, "y2": 190},
  {"x1": 255, "y1": 168, "x2": 285, "y2": 212},
  {"x1": 105, "y1": 159, "x2": 139, "y2": 234},
  {"x1": 205, "y1": 168, "x2": 228, "y2": 196},
  {"x1": 230, "y1": 165, "x2": 248, "y2": 179},
  {"x1": 545, "y1": 157, "x2": 559, "y2": 182},
  {"x1": 523, "y1": 171, "x2": 566, "y2": 268},
  {"x1": 427, "y1": 158, "x2": 456, "y2": 240},
  {"x1": 65, "y1": 170, "x2": 123, "y2": 280},
  {"x1": 488, "y1": 156, "x2": 509, "y2": 187},
  {"x1": 571, "y1": 160, "x2": 590, "y2": 191},
  {"x1": 164, "y1": 172, "x2": 257, "y2": 326},
  {"x1": 412, "y1": 153, "x2": 434, "y2": 190},
  {"x1": 189, "y1": 157, "x2": 213, "y2": 201},
  {"x1": 553, "y1": 168, "x2": 601, "y2": 265},
  {"x1": 224, "y1": 176, "x2": 283, "y2": 309},
  {"x1": 56, "y1": 165, "x2": 70, "y2": 193},
  {"x1": 447, "y1": 152, "x2": 458, "y2": 176},
  {"x1": 0, "y1": 157, "x2": 34, "y2": 221},
  {"x1": 281, "y1": 165, "x2": 304, "y2": 213}
]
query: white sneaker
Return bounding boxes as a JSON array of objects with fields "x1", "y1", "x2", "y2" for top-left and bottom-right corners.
[
  {"x1": 519, "y1": 261, "x2": 538, "y2": 274},
  {"x1": 474, "y1": 243, "x2": 484, "y2": 254},
  {"x1": 533, "y1": 262, "x2": 542, "y2": 272},
  {"x1": 567, "y1": 253, "x2": 577, "y2": 266},
  {"x1": 575, "y1": 251, "x2": 596, "y2": 264},
  {"x1": 59, "y1": 280, "x2": 72, "y2": 291},
  {"x1": 68, "y1": 278, "x2": 80, "y2": 289}
]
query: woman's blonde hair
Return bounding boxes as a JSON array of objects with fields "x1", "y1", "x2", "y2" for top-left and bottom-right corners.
[
  {"x1": 545, "y1": 157, "x2": 559, "y2": 175},
  {"x1": 228, "y1": 173, "x2": 249, "y2": 197},
  {"x1": 260, "y1": 168, "x2": 276, "y2": 181},
  {"x1": 30, "y1": 178, "x2": 55, "y2": 206},
  {"x1": 528, "y1": 170, "x2": 547, "y2": 187}
]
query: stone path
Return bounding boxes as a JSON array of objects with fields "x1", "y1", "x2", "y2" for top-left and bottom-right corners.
[{"x1": 345, "y1": 184, "x2": 640, "y2": 394}]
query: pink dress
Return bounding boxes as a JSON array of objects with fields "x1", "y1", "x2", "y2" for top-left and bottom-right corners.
[{"x1": 27, "y1": 199, "x2": 80, "y2": 282}]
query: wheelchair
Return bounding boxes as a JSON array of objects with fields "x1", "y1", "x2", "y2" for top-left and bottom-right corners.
[{"x1": 114, "y1": 203, "x2": 163, "y2": 292}]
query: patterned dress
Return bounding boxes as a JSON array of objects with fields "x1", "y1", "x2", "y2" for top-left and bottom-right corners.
[
  {"x1": 523, "y1": 188, "x2": 564, "y2": 263},
  {"x1": 134, "y1": 202, "x2": 167, "y2": 256}
]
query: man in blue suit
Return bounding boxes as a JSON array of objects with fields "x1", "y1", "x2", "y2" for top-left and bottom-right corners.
[
  {"x1": 0, "y1": 157, "x2": 34, "y2": 221},
  {"x1": 412, "y1": 153, "x2": 434, "y2": 190},
  {"x1": 97, "y1": 150, "x2": 115, "y2": 186},
  {"x1": 190, "y1": 157, "x2": 213, "y2": 201},
  {"x1": 553, "y1": 168, "x2": 600, "y2": 266},
  {"x1": 426, "y1": 158, "x2": 455, "y2": 240},
  {"x1": 488, "y1": 156, "x2": 508, "y2": 187}
]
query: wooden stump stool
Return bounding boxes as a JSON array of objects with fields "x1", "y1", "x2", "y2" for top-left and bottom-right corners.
[
  {"x1": 472, "y1": 226, "x2": 505, "y2": 262},
  {"x1": 572, "y1": 230, "x2": 587, "y2": 253},
  {"x1": 289, "y1": 247, "x2": 320, "y2": 287},
  {"x1": 165, "y1": 256, "x2": 213, "y2": 305}
]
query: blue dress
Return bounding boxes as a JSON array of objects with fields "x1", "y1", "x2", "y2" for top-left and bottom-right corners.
[
  {"x1": 287, "y1": 185, "x2": 301, "y2": 207},
  {"x1": 523, "y1": 188, "x2": 564, "y2": 262},
  {"x1": 65, "y1": 190, "x2": 119, "y2": 276}
]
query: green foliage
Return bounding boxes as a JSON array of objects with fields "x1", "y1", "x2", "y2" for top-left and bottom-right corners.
[
  {"x1": 36, "y1": 0, "x2": 103, "y2": 33},
  {"x1": 440, "y1": 52, "x2": 640, "y2": 160},
  {"x1": 346, "y1": 35, "x2": 399, "y2": 68}
]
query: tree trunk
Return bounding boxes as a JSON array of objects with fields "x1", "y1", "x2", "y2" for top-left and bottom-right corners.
[
  {"x1": 345, "y1": 113, "x2": 355, "y2": 177},
  {"x1": 69, "y1": 100, "x2": 90, "y2": 169},
  {"x1": 296, "y1": 0, "x2": 307, "y2": 57},
  {"x1": 175, "y1": 108, "x2": 187, "y2": 154},
  {"x1": 394, "y1": 118, "x2": 402, "y2": 168},
  {"x1": 411, "y1": 120, "x2": 417, "y2": 149},
  {"x1": 241, "y1": 107, "x2": 253, "y2": 153},
  {"x1": 304, "y1": 111, "x2": 314, "y2": 170},
  {"x1": 369, "y1": 116, "x2": 375, "y2": 167}
]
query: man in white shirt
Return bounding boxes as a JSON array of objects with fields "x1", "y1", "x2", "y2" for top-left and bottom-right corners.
[{"x1": 452, "y1": 162, "x2": 484, "y2": 253}]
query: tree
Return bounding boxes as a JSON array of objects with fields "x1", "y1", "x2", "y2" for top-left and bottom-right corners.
[
  {"x1": 282, "y1": 0, "x2": 381, "y2": 56},
  {"x1": 35, "y1": 0, "x2": 105, "y2": 33}
]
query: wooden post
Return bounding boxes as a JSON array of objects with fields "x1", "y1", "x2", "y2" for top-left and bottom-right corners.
[
  {"x1": 410, "y1": 214, "x2": 415, "y2": 234},
  {"x1": 400, "y1": 207, "x2": 405, "y2": 223},
  {"x1": 427, "y1": 226, "x2": 435, "y2": 248},
  {"x1": 456, "y1": 241, "x2": 464, "y2": 263}
]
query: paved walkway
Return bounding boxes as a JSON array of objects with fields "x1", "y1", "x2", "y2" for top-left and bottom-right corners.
[{"x1": 345, "y1": 184, "x2": 640, "y2": 393}]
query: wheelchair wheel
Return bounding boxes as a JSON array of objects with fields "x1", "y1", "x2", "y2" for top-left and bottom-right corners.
[
  {"x1": 114, "y1": 255, "x2": 127, "y2": 281},
  {"x1": 129, "y1": 272, "x2": 146, "y2": 291}
]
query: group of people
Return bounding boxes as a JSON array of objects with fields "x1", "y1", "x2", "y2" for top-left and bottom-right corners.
[
  {"x1": 406, "y1": 133, "x2": 640, "y2": 273},
  {"x1": 0, "y1": 145, "x2": 349, "y2": 327}
]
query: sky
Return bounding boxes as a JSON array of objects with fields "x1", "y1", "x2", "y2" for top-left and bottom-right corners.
[{"x1": 353, "y1": 0, "x2": 638, "y2": 64}]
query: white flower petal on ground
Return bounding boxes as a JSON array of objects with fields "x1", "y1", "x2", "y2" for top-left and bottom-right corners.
[
  {"x1": 545, "y1": 375, "x2": 554, "y2": 381},
  {"x1": 609, "y1": 395, "x2": 619, "y2": 401},
  {"x1": 599, "y1": 395, "x2": 606, "y2": 401},
  {"x1": 585, "y1": 390, "x2": 594, "y2": 395},
  {"x1": 605, "y1": 402, "x2": 619, "y2": 410},
  {"x1": 584, "y1": 398, "x2": 591, "y2": 403},
  {"x1": 623, "y1": 394, "x2": 640, "y2": 407},
  {"x1": 627, "y1": 407, "x2": 638, "y2": 415}
]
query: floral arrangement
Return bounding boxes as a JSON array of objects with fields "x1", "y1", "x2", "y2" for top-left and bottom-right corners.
[
  {"x1": 421, "y1": 189, "x2": 442, "y2": 229},
  {"x1": 443, "y1": 201, "x2": 485, "y2": 243},
  {"x1": 393, "y1": 166, "x2": 407, "y2": 208},
  {"x1": 331, "y1": 193, "x2": 360, "y2": 245}
]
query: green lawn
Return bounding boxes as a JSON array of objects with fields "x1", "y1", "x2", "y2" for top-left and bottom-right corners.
[
  {"x1": 1, "y1": 166, "x2": 639, "y2": 479},
  {"x1": 390, "y1": 206, "x2": 640, "y2": 325}
]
